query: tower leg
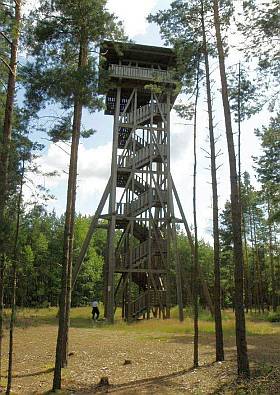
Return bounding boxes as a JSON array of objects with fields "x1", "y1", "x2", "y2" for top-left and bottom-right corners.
[{"x1": 106, "y1": 87, "x2": 121, "y2": 323}]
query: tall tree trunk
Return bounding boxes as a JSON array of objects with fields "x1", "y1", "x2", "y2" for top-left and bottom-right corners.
[
  {"x1": 193, "y1": 61, "x2": 200, "y2": 369},
  {"x1": 52, "y1": 33, "x2": 88, "y2": 391},
  {"x1": 249, "y1": 205, "x2": 258, "y2": 311},
  {"x1": 237, "y1": 64, "x2": 250, "y2": 312},
  {"x1": 0, "y1": 0, "x2": 21, "y2": 232},
  {"x1": 267, "y1": 199, "x2": 276, "y2": 311},
  {"x1": 5, "y1": 266, "x2": 17, "y2": 395},
  {"x1": 213, "y1": 0, "x2": 250, "y2": 378},
  {"x1": 252, "y1": 211, "x2": 263, "y2": 312},
  {"x1": 6, "y1": 158, "x2": 24, "y2": 395},
  {"x1": 242, "y1": 221, "x2": 251, "y2": 312},
  {"x1": 0, "y1": 0, "x2": 21, "y2": 383},
  {"x1": 200, "y1": 0, "x2": 224, "y2": 362},
  {"x1": 0, "y1": 255, "x2": 4, "y2": 382},
  {"x1": 237, "y1": 63, "x2": 241, "y2": 189}
]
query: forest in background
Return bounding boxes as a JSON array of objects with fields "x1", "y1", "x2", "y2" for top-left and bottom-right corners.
[
  {"x1": 1, "y1": 175, "x2": 279, "y2": 315},
  {"x1": 0, "y1": 0, "x2": 279, "y2": 393}
]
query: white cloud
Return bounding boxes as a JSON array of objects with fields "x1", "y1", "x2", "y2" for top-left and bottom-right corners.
[
  {"x1": 107, "y1": 0, "x2": 157, "y2": 37},
  {"x1": 23, "y1": 141, "x2": 112, "y2": 211},
  {"x1": 77, "y1": 142, "x2": 112, "y2": 198},
  {"x1": 24, "y1": 0, "x2": 157, "y2": 38}
]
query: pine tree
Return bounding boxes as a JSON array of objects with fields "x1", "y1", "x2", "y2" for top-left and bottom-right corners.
[
  {"x1": 255, "y1": 115, "x2": 280, "y2": 310},
  {"x1": 24, "y1": 0, "x2": 124, "y2": 389},
  {"x1": 200, "y1": 0, "x2": 224, "y2": 361},
  {"x1": 242, "y1": 1, "x2": 280, "y2": 89},
  {"x1": 0, "y1": 0, "x2": 22, "y2": 382},
  {"x1": 213, "y1": 0, "x2": 250, "y2": 378},
  {"x1": 149, "y1": 0, "x2": 224, "y2": 360},
  {"x1": 192, "y1": 61, "x2": 200, "y2": 368}
]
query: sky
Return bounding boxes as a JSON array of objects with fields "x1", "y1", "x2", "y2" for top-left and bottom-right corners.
[{"x1": 23, "y1": 0, "x2": 265, "y2": 243}]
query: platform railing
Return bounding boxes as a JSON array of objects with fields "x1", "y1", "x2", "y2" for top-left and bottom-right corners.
[{"x1": 109, "y1": 64, "x2": 174, "y2": 83}]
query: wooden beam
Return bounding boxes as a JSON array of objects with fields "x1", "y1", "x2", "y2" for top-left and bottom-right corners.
[
  {"x1": 72, "y1": 177, "x2": 111, "y2": 287},
  {"x1": 171, "y1": 176, "x2": 215, "y2": 316}
]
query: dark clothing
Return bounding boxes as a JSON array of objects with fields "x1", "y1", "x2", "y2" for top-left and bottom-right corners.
[{"x1": 92, "y1": 306, "x2": 99, "y2": 320}]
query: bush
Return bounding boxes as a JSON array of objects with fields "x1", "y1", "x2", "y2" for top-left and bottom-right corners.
[{"x1": 267, "y1": 311, "x2": 280, "y2": 322}]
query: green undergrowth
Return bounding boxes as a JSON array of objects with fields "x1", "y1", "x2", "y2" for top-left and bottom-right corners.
[
  {"x1": 248, "y1": 308, "x2": 280, "y2": 323},
  {"x1": 3, "y1": 306, "x2": 279, "y2": 337}
]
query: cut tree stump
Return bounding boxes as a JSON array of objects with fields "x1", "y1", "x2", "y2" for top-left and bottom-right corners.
[{"x1": 98, "y1": 376, "x2": 110, "y2": 387}]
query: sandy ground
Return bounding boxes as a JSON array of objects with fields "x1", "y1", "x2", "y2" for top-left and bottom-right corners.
[{"x1": 0, "y1": 321, "x2": 280, "y2": 394}]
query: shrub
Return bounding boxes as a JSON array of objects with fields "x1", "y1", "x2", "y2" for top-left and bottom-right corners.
[{"x1": 267, "y1": 311, "x2": 280, "y2": 322}]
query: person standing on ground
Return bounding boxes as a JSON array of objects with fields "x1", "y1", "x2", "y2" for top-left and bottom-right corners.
[{"x1": 92, "y1": 300, "x2": 99, "y2": 321}]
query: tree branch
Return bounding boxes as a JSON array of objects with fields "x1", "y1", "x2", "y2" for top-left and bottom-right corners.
[
  {"x1": 0, "y1": 56, "x2": 15, "y2": 75},
  {"x1": 0, "y1": 31, "x2": 12, "y2": 46},
  {"x1": 0, "y1": 79, "x2": 7, "y2": 91}
]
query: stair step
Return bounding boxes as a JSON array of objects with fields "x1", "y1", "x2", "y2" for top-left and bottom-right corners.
[
  {"x1": 116, "y1": 171, "x2": 148, "y2": 195},
  {"x1": 131, "y1": 290, "x2": 167, "y2": 319}
]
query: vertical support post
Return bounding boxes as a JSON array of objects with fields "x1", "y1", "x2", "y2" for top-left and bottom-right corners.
[
  {"x1": 107, "y1": 86, "x2": 121, "y2": 323},
  {"x1": 167, "y1": 90, "x2": 184, "y2": 322},
  {"x1": 127, "y1": 89, "x2": 137, "y2": 322}
]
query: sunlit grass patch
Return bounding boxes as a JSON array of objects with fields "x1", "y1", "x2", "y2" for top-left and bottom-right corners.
[
  {"x1": 6, "y1": 306, "x2": 280, "y2": 338},
  {"x1": 246, "y1": 320, "x2": 280, "y2": 336}
]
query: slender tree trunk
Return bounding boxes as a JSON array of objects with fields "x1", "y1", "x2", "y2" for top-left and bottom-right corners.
[
  {"x1": 62, "y1": 99, "x2": 83, "y2": 366},
  {"x1": 6, "y1": 158, "x2": 24, "y2": 395},
  {"x1": 193, "y1": 61, "x2": 200, "y2": 369},
  {"x1": 200, "y1": 0, "x2": 224, "y2": 362},
  {"x1": 252, "y1": 211, "x2": 263, "y2": 312},
  {"x1": 237, "y1": 64, "x2": 250, "y2": 312},
  {"x1": 247, "y1": 198, "x2": 257, "y2": 310},
  {"x1": 52, "y1": 33, "x2": 88, "y2": 391},
  {"x1": 242, "y1": 220, "x2": 251, "y2": 312},
  {"x1": 6, "y1": 267, "x2": 16, "y2": 395},
  {"x1": 267, "y1": 199, "x2": 276, "y2": 311},
  {"x1": 0, "y1": 255, "x2": 4, "y2": 382},
  {"x1": 237, "y1": 63, "x2": 241, "y2": 189},
  {"x1": 198, "y1": 266, "x2": 214, "y2": 316},
  {"x1": 273, "y1": 233, "x2": 279, "y2": 309},
  {"x1": 0, "y1": 0, "x2": 21, "y2": 383},
  {"x1": 0, "y1": 0, "x2": 21, "y2": 231},
  {"x1": 213, "y1": 0, "x2": 250, "y2": 378}
]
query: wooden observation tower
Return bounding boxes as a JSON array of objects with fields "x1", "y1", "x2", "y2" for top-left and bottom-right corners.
[{"x1": 73, "y1": 42, "x2": 192, "y2": 323}]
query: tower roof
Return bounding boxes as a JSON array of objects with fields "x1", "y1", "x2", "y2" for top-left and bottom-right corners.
[{"x1": 100, "y1": 41, "x2": 176, "y2": 67}]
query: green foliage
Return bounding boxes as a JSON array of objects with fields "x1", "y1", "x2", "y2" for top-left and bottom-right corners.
[
  {"x1": 148, "y1": 0, "x2": 235, "y2": 97},
  {"x1": 23, "y1": 0, "x2": 125, "y2": 116},
  {"x1": 147, "y1": 1, "x2": 203, "y2": 95},
  {"x1": 249, "y1": 309, "x2": 280, "y2": 323},
  {"x1": 267, "y1": 311, "x2": 280, "y2": 323},
  {"x1": 2, "y1": 210, "x2": 107, "y2": 307},
  {"x1": 241, "y1": 0, "x2": 280, "y2": 109},
  {"x1": 72, "y1": 215, "x2": 107, "y2": 305},
  {"x1": 228, "y1": 66, "x2": 262, "y2": 122},
  {"x1": 254, "y1": 114, "x2": 280, "y2": 222},
  {"x1": 173, "y1": 103, "x2": 194, "y2": 120},
  {"x1": 219, "y1": 170, "x2": 280, "y2": 311}
]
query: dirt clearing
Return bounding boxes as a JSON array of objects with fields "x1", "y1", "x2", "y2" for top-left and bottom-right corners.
[{"x1": 0, "y1": 312, "x2": 279, "y2": 394}]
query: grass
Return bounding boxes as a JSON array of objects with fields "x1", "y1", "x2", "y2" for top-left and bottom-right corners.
[{"x1": 3, "y1": 306, "x2": 278, "y2": 338}]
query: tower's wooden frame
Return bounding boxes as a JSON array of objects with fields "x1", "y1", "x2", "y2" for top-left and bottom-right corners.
[{"x1": 73, "y1": 42, "x2": 193, "y2": 323}]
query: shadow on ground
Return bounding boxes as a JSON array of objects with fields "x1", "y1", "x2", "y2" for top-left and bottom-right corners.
[{"x1": 69, "y1": 362, "x2": 218, "y2": 394}]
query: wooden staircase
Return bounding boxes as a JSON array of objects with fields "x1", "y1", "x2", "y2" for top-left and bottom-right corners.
[
  {"x1": 125, "y1": 102, "x2": 169, "y2": 125},
  {"x1": 131, "y1": 290, "x2": 167, "y2": 319},
  {"x1": 114, "y1": 98, "x2": 169, "y2": 319}
]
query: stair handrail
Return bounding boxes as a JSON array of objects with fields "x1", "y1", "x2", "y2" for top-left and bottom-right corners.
[{"x1": 132, "y1": 290, "x2": 149, "y2": 316}]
